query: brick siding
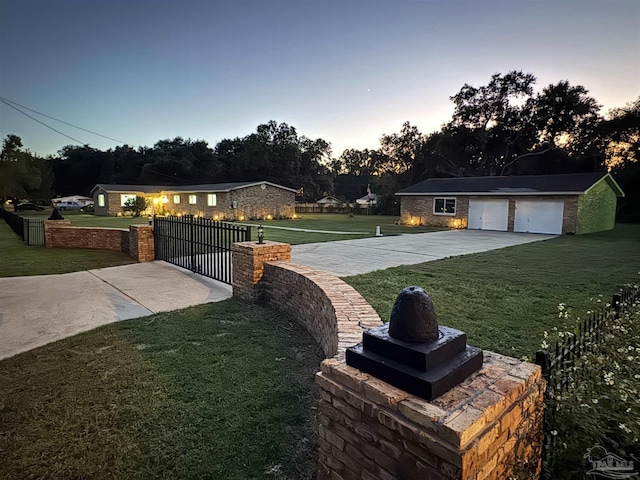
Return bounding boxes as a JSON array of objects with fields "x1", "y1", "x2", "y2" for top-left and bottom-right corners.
[
  {"x1": 401, "y1": 194, "x2": 579, "y2": 233},
  {"x1": 95, "y1": 184, "x2": 295, "y2": 220}
]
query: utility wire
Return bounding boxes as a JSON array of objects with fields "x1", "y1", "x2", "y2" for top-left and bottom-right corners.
[
  {"x1": 0, "y1": 96, "x2": 129, "y2": 145},
  {"x1": 0, "y1": 98, "x2": 87, "y2": 146}
]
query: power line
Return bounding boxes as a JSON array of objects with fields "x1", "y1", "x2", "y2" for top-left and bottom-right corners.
[
  {"x1": 0, "y1": 98, "x2": 87, "y2": 146},
  {"x1": 0, "y1": 96, "x2": 130, "y2": 146}
]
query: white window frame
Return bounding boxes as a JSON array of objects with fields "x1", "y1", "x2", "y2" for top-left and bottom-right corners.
[
  {"x1": 173, "y1": 195, "x2": 180, "y2": 204},
  {"x1": 120, "y1": 194, "x2": 137, "y2": 207},
  {"x1": 97, "y1": 194, "x2": 105, "y2": 207},
  {"x1": 207, "y1": 193, "x2": 217, "y2": 207},
  {"x1": 433, "y1": 197, "x2": 456, "y2": 216},
  {"x1": 188, "y1": 194, "x2": 197, "y2": 205}
]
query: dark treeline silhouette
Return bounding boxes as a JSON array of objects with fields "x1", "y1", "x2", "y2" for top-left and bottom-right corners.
[{"x1": 2, "y1": 71, "x2": 638, "y2": 218}]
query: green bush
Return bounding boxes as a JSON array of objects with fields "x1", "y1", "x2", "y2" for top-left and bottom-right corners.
[
  {"x1": 123, "y1": 196, "x2": 149, "y2": 217},
  {"x1": 542, "y1": 289, "x2": 640, "y2": 478}
]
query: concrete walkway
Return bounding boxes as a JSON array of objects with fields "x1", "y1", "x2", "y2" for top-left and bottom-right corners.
[
  {"x1": 292, "y1": 229, "x2": 556, "y2": 276},
  {"x1": 0, "y1": 261, "x2": 232, "y2": 361}
]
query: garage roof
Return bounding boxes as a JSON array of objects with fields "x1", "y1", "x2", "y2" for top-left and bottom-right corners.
[{"x1": 396, "y1": 172, "x2": 624, "y2": 197}]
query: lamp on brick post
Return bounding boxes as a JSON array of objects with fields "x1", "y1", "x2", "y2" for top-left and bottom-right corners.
[{"x1": 257, "y1": 225, "x2": 264, "y2": 244}]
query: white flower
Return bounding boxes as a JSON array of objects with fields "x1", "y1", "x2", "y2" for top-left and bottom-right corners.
[
  {"x1": 551, "y1": 430, "x2": 558, "y2": 436},
  {"x1": 592, "y1": 398, "x2": 599, "y2": 404},
  {"x1": 541, "y1": 340, "x2": 549, "y2": 350},
  {"x1": 621, "y1": 394, "x2": 628, "y2": 402},
  {"x1": 619, "y1": 423, "x2": 632, "y2": 434},
  {"x1": 604, "y1": 372, "x2": 615, "y2": 386}
]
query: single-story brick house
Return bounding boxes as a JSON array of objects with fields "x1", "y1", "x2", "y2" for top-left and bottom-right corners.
[
  {"x1": 91, "y1": 181, "x2": 297, "y2": 220},
  {"x1": 396, "y1": 172, "x2": 624, "y2": 235}
]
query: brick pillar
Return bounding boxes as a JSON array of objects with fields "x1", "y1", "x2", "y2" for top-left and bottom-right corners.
[
  {"x1": 316, "y1": 352, "x2": 545, "y2": 480},
  {"x1": 231, "y1": 241, "x2": 291, "y2": 301},
  {"x1": 129, "y1": 225, "x2": 155, "y2": 262},
  {"x1": 44, "y1": 219, "x2": 72, "y2": 247}
]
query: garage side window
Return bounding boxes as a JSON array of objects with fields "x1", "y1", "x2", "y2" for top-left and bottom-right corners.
[
  {"x1": 434, "y1": 197, "x2": 456, "y2": 215},
  {"x1": 97, "y1": 194, "x2": 105, "y2": 207},
  {"x1": 188, "y1": 195, "x2": 197, "y2": 205},
  {"x1": 173, "y1": 195, "x2": 180, "y2": 204},
  {"x1": 207, "y1": 194, "x2": 217, "y2": 206}
]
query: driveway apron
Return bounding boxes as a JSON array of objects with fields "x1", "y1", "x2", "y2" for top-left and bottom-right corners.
[{"x1": 0, "y1": 261, "x2": 231, "y2": 361}]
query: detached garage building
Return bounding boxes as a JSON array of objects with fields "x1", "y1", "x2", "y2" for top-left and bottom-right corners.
[{"x1": 396, "y1": 173, "x2": 624, "y2": 235}]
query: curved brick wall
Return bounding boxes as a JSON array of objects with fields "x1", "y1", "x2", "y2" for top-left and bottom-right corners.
[
  {"x1": 260, "y1": 261, "x2": 383, "y2": 359},
  {"x1": 231, "y1": 241, "x2": 382, "y2": 359}
]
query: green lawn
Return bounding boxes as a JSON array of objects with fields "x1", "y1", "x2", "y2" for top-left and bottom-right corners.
[
  {"x1": 344, "y1": 224, "x2": 640, "y2": 359},
  {"x1": 0, "y1": 299, "x2": 323, "y2": 480},
  {"x1": 244, "y1": 213, "x2": 437, "y2": 244},
  {"x1": 18, "y1": 212, "x2": 434, "y2": 244},
  {"x1": 19, "y1": 210, "x2": 150, "y2": 229},
  {"x1": 0, "y1": 220, "x2": 136, "y2": 277}
]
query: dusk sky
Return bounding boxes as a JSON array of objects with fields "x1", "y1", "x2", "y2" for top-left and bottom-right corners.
[{"x1": 1, "y1": 0, "x2": 639, "y2": 158}]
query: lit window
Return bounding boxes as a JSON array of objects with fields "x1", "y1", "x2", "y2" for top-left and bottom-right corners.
[
  {"x1": 188, "y1": 195, "x2": 197, "y2": 205},
  {"x1": 97, "y1": 194, "x2": 105, "y2": 207},
  {"x1": 120, "y1": 194, "x2": 137, "y2": 206},
  {"x1": 433, "y1": 197, "x2": 456, "y2": 215},
  {"x1": 173, "y1": 195, "x2": 180, "y2": 204},
  {"x1": 207, "y1": 194, "x2": 217, "y2": 206},
  {"x1": 161, "y1": 195, "x2": 168, "y2": 204}
]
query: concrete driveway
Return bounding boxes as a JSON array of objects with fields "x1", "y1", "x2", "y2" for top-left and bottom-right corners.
[
  {"x1": 0, "y1": 261, "x2": 232, "y2": 361},
  {"x1": 292, "y1": 229, "x2": 556, "y2": 276}
]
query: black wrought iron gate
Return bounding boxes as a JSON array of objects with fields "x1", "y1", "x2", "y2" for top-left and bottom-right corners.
[{"x1": 154, "y1": 215, "x2": 251, "y2": 284}]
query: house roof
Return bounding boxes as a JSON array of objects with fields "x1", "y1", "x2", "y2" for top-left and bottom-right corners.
[
  {"x1": 317, "y1": 196, "x2": 342, "y2": 204},
  {"x1": 91, "y1": 181, "x2": 298, "y2": 195},
  {"x1": 396, "y1": 172, "x2": 624, "y2": 197},
  {"x1": 356, "y1": 193, "x2": 377, "y2": 205}
]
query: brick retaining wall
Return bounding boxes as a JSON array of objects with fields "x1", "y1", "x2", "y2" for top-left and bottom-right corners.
[
  {"x1": 231, "y1": 241, "x2": 382, "y2": 358},
  {"x1": 230, "y1": 241, "x2": 545, "y2": 479},
  {"x1": 44, "y1": 220, "x2": 154, "y2": 262}
]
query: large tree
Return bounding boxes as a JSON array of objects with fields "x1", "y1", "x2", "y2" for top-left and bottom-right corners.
[
  {"x1": 0, "y1": 134, "x2": 52, "y2": 201},
  {"x1": 447, "y1": 70, "x2": 537, "y2": 176},
  {"x1": 213, "y1": 121, "x2": 333, "y2": 200}
]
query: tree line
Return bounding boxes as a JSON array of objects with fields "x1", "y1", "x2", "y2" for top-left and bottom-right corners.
[{"x1": 1, "y1": 71, "x2": 638, "y2": 218}]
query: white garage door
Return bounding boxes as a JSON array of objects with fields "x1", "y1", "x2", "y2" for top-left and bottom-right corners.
[
  {"x1": 514, "y1": 200, "x2": 564, "y2": 234},
  {"x1": 468, "y1": 199, "x2": 509, "y2": 231}
]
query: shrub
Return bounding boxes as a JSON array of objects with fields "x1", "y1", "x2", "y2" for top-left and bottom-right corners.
[
  {"x1": 123, "y1": 196, "x2": 149, "y2": 217},
  {"x1": 542, "y1": 289, "x2": 640, "y2": 478}
]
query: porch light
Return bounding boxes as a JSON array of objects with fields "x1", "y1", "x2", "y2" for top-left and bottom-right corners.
[
  {"x1": 266, "y1": 214, "x2": 273, "y2": 220},
  {"x1": 257, "y1": 225, "x2": 264, "y2": 244}
]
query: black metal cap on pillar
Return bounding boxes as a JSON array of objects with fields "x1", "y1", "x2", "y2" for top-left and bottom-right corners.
[{"x1": 346, "y1": 286, "x2": 483, "y2": 401}]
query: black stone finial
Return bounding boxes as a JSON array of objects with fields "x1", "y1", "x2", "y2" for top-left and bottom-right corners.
[
  {"x1": 48, "y1": 208, "x2": 64, "y2": 220},
  {"x1": 345, "y1": 286, "x2": 483, "y2": 400},
  {"x1": 389, "y1": 286, "x2": 439, "y2": 342}
]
